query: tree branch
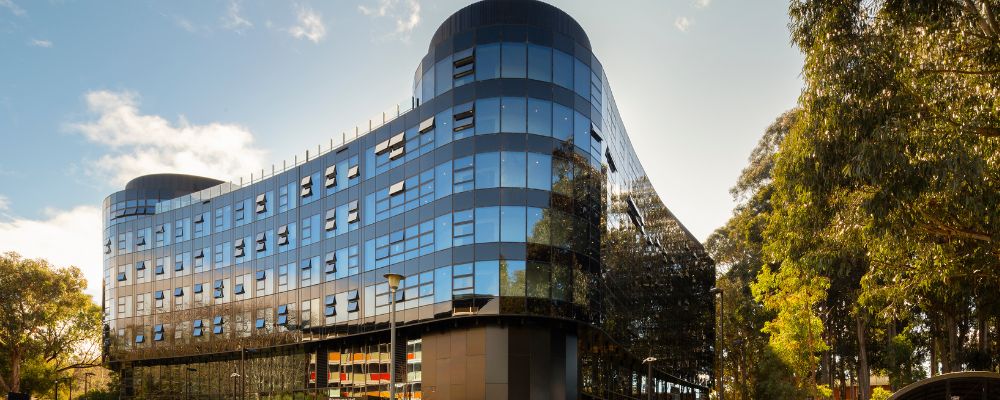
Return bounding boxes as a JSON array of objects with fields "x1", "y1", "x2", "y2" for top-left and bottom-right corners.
[
  {"x1": 919, "y1": 68, "x2": 1000, "y2": 76},
  {"x1": 974, "y1": 127, "x2": 1000, "y2": 137}
]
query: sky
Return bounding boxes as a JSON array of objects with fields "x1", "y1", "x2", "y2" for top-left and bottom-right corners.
[{"x1": 0, "y1": 0, "x2": 803, "y2": 301}]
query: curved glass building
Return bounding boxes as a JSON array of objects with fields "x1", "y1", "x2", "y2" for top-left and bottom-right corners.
[{"x1": 102, "y1": 1, "x2": 716, "y2": 398}]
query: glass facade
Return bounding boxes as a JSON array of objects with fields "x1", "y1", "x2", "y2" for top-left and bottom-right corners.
[{"x1": 102, "y1": 1, "x2": 714, "y2": 399}]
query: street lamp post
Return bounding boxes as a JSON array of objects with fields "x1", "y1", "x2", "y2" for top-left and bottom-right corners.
[
  {"x1": 710, "y1": 287, "x2": 724, "y2": 400},
  {"x1": 84, "y1": 372, "x2": 95, "y2": 396},
  {"x1": 230, "y1": 371, "x2": 240, "y2": 400},
  {"x1": 384, "y1": 273, "x2": 404, "y2": 400},
  {"x1": 68, "y1": 377, "x2": 72, "y2": 400},
  {"x1": 643, "y1": 356, "x2": 657, "y2": 400},
  {"x1": 54, "y1": 379, "x2": 60, "y2": 400}
]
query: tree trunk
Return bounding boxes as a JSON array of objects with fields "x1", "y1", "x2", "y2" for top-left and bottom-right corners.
[
  {"x1": 931, "y1": 333, "x2": 940, "y2": 376},
  {"x1": 9, "y1": 349, "x2": 20, "y2": 394},
  {"x1": 947, "y1": 313, "x2": 958, "y2": 373},
  {"x1": 856, "y1": 314, "x2": 870, "y2": 400},
  {"x1": 839, "y1": 356, "x2": 847, "y2": 400}
]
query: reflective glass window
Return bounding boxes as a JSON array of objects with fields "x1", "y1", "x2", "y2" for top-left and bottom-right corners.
[
  {"x1": 553, "y1": 50, "x2": 573, "y2": 90},
  {"x1": 552, "y1": 103, "x2": 573, "y2": 141},
  {"x1": 500, "y1": 260, "x2": 526, "y2": 297},
  {"x1": 551, "y1": 261, "x2": 570, "y2": 301},
  {"x1": 474, "y1": 152, "x2": 500, "y2": 189},
  {"x1": 434, "y1": 266, "x2": 451, "y2": 303},
  {"x1": 526, "y1": 261, "x2": 551, "y2": 298},
  {"x1": 435, "y1": 161, "x2": 453, "y2": 199},
  {"x1": 574, "y1": 111, "x2": 591, "y2": 150},
  {"x1": 435, "y1": 213, "x2": 452, "y2": 251},
  {"x1": 527, "y1": 44, "x2": 552, "y2": 81},
  {"x1": 552, "y1": 157, "x2": 574, "y2": 196},
  {"x1": 475, "y1": 43, "x2": 500, "y2": 81},
  {"x1": 421, "y1": 65, "x2": 434, "y2": 103},
  {"x1": 475, "y1": 98, "x2": 500, "y2": 135},
  {"x1": 474, "y1": 260, "x2": 499, "y2": 297},
  {"x1": 527, "y1": 153, "x2": 552, "y2": 191},
  {"x1": 527, "y1": 98, "x2": 551, "y2": 137},
  {"x1": 526, "y1": 207, "x2": 549, "y2": 245},
  {"x1": 501, "y1": 42, "x2": 526, "y2": 78},
  {"x1": 500, "y1": 151, "x2": 526, "y2": 188},
  {"x1": 435, "y1": 56, "x2": 452, "y2": 96},
  {"x1": 500, "y1": 97, "x2": 526, "y2": 133},
  {"x1": 475, "y1": 207, "x2": 500, "y2": 243},
  {"x1": 500, "y1": 206, "x2": 526, "y2": 242},
  {"x1": 574, "y1": 58, "x2": 591, "y2": 99}
]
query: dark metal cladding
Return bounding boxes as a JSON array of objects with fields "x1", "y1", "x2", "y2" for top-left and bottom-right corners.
[
  {"x1": 429, "y1": 0, "x2": 592, "y2": 51},
  {"x1": 124, "y1": 173, "x2": 224, "y2": 199}
]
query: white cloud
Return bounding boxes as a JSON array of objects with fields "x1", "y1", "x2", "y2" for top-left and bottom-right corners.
[
  {"x1": 0, "y1": 202, "x2": 104, "y2": 302},
  {"x1": 358, "y1": 0, "x2": 421, "y2": 41},
  {"x1": 288, "y1": 5, "x2": 326, "y2": 43},
  {"x1": 0, "y1": 0, "x2": 25, "y2": 16},
  {"x1": 221, "y1": 0, "x2": 252, "y2": 33},
  {"x1": 674, "y1": 16, "x2": 693, "y2": 32},
  {"x1": 695, "y1": 0, "x2": 711, "y2": 8},
  {"x1": 175, "y1": 17, "x2": 198, "y2": 33},
  {"x1": 67, "y1": 90, "x2": 268, "y2": 187},
  {"x1": 28, "y1": 38, "x2": 51, "y2": 48}
]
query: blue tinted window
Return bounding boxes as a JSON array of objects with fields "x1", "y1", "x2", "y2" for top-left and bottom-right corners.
[
  {"x1": 435, "y1": 161, "x2": 453, "y2": 199},
  {"x1": 574, "y1": 111, "x2": 591, "y2": 150},
  {"x1": 553, "y1": 103, "x2": 573, "y2": 141},
  {"x1": 500, "y1": 206, "x2": 526, "y2": 242},
  {"x1": 500, "y1": 97, "x2": 526, "y2": 133},
  {"x1": 574, "y1": 59, "x2": 591, "y2": 99},
  {"x1": 553, "y1": 50, "x2": 573, "y2": 89},
  {"x1": 475, "y1": 98, "x2": 500, "y2": 135},
  {"x1": 475, "y1": 152, "x2": 500, "y2": 189},
  {"x1": 500, "y1": 151, "x2": 526, "y2": 188},
  {"x1": 500, "y1": 260, "x2": 526, "y2": 296},
  {"x1": 527, "y1": 99, "x2": 551, "y2": 137},
  {"x1": 435, "y1": 108, "x2": 452, "y2": 146},
  {"x1": 527, "y1": 153, "x2": 551, "y2": 190},
  {"x1": 475, "y1": 207, "x2": 500, "y2": 243},
  {"x1": 474, "y1": 260, "x2": 499, "y2": 296},
  {"x1": 526, "y1": 207, "x2": 548, "y2": 245},
  {"x1": 501, "y1": 42, "x2": 526, "y2": 78},
  {"x1": 435, "y1": 56, "x2": 452, "y2": 96},
  {"x1": 476, "y1": 43, "x2": 501, "y2": 81},
  {"x1": 435, "y1": 213, "x2": 452, "y2": 250},
  {"x1": 421, "y1": 65, "x2": 434, "y2": 102},
  {"x1": 434, "y1": 266, "x2": 452, "y2": 303},
  {"x1": 527, "y1": 44, "x2": 551, "y2": 81}
]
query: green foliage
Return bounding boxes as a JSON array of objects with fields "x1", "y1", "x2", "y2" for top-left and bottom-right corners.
[
  {"x1": 0, "y1": 252, "x2": 103, "y2": 395},
  {"x1": 871, "y1": 387, "x2": 892, "y2": 400}
]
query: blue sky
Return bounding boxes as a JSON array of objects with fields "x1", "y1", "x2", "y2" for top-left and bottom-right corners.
[{"x1": 0, "y1": 0, "x2": 802, "y2": 299}]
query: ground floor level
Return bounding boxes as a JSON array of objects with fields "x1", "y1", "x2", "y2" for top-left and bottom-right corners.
[{"x1": 112, "y1": 317, "x2": 709, "y2": 399}]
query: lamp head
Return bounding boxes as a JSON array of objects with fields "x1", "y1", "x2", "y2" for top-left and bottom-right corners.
[
  {"x1": 643, "y1": 356, "x2": 657, "y2": 363},
  {"x1": 709, "y1": 287, "x2": 723, "y2": 295},
  {"x1": 384, "y1": 273, "x2": 404, "y2": 291}
]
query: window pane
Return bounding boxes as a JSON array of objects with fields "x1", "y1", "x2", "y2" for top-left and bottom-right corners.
[
  {"x1": 552, "y1": 103, "x2": 573, "y2": 141},
  {"x1": 434, "y1": 266, "x2": 451, "y2": 303},
  {"x1": 552, "y1": 157, "x2": 573, "y2": 196},
  {"x1": 476, "y1": 43, "x2": 501, "y2": 81},
  {"x1": 527, "y1": 99, "x2": 551, "y2": 137},
  {"x1": 574, "y1": 58, "x2": 591, "y2": 99},
  {"x1": 526, "y1": 261, "x2": 551, "y2": 298},
  {"x1": 475, "y1": 152, "x2": 500, "y2": 189},
  {"x1": 574, "y1": 111, "x2": 591, "y2": 150},
  {"x1": 474, "y1": 260, "x2": 499, "y2": 297},
  {"x1": 475, "y1": 98, "x2": 500, "y2": 135},
  {"x1": 500, "y1": 260, "x2": 526, "y2": 297},
  {"x1": 553, "y1": 50, "x2": 573, "y2": 89},
  {"x1": 500, "y1": 151, "x2": 526, "y2": 188},
  {"x1": 526, "y1": 207, "x2": 548, "y2": 245},
  {"x1": 501, "y1": 42, "x2": 527, "y2": 78},
  {"x1": 526, "y1": 153, "x2": 551, "y2": 191},
  {"x1": 500, "y1": 206, "x2": 526, "y2": 242},
  {"x1": 435, "y1": 56, "x2": 453, "y2": 96},
  {"x1": 435, "y1": 213, "x2": 452, "y2": 250},
  {"x1": 551, "y1": 261, "x2": 570, "y2": 301},
  {"x1": 500, "y1": 97, "x2": 526, "y2": 133},
  {"x1": 421, "y1": 65, "x2": 435, "y2": 102},
  {"x1": 527, "y1": 44, "x2": 551, "y2": 81},
  {"x1": 475, "y1": 207, "x2": 500, "y2": 243}
]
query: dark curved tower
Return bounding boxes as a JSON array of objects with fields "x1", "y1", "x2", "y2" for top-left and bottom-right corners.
[{"x1": 102, "y1": 1, "x2": 715, "y2": 399}]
